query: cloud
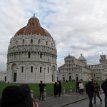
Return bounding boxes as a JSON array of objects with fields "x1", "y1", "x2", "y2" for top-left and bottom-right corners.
[{"x1": 0, "y1": 0, "x2": 107, "y2": 71}]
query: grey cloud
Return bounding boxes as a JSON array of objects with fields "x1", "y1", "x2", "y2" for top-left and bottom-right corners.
[{"x1": 1, "y1": 0, "x2": 107, "y2": 69}]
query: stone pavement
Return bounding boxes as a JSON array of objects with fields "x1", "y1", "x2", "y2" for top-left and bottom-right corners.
[{"x1": 36, "y1": 93, "x2": 88, "y2": 107}]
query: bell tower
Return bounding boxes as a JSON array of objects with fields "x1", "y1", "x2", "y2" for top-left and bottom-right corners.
[{"x1": 99, "y1": 55, "x2": 107, "y2": 64}]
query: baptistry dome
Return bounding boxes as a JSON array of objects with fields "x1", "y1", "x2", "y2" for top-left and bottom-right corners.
[
  {"x1": 15, "y1": 16, "x2": 51, "y2": 37},
  {"x1": 7, "y1": 15, "x2": 57, "y2": 83}
]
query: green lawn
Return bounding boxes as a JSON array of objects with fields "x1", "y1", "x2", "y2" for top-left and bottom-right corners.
[
  {"x1": 0, "y1": 81, "x2": 101, "y2": 97},
  {"x1": 0, "y1": 81, "x2": 76, "y2": 97}
]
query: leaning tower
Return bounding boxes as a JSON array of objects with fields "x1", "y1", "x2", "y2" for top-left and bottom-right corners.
[{"x1": 7, "y1": 15, "x2": 57, "y2": 83}]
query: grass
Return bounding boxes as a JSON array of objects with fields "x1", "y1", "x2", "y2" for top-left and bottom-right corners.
[
  {"x1": 0, "y1": 80, "x2": 102, "y2": 97},
  {"x1": 0, "y1": 81, "x2": 76, "y2": 97}
]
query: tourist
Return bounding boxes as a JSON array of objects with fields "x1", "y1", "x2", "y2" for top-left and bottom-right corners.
[
  {"x1": 85, "y1": 79, "x2": 94, "y2": 107},
  {"x1": 79, "y1": 80, "x2": 84, "y2": 94},
  {"x1": 101, "y1": 79, "x2": 107, "y2": 107},
  {"x1": 54, "y1": 82, "x2": 58, "y2": 97},
  {"x1": 0, "y1": 85, "x2": 38, "y2": 107},
  {"x1": 57, "y1": 81, "x2": 62, "y2": 97},
  {"x1": 93, "y1": 80, "x2": 102, "y2": 104},
  {"x1": 39, "y1": 81, "x2": 46, "y2": 101},
  {"x1": 75, "y1": 80, "x2": 80, "y2": 93}
]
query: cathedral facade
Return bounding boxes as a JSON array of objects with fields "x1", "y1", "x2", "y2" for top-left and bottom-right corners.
[
  {"x1": 7, "y1": 16, "x2": 57, "y2": 83},
  {"x1": 58, "y1": 54, "x2": 107, "y2": 81}
]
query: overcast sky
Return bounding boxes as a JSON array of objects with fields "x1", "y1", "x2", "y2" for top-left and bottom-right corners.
[{"x1": 0, "y1": 0, "x2": 107, "y2": 71}]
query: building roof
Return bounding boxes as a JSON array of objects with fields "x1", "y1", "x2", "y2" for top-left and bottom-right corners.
[
  {"x1": 78, "y1": 53, "x2": 86, "y2": 61},
  {"x1": 65, "y1": 54, "x2": 75, "y2": 60},
  {"x1": 15, "y1": 15, "x2": 51, "y2": 37}
]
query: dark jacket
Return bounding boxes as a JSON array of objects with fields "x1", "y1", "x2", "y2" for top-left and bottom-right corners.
[
  {"x1": 39, "y1": 83, "x2": 46, "y2": 92},
  {"x1": 54, "y1": 82, "x2": 58, "y2": 95},
  {"x1": 85, "y1": 81, "x2": 94, "y2": 96},
  {"x1": 101, "y1": 80, "x2": 107, "y2": 95},
  {"x1": 57, "y1": 82, "x2": 62, "y2": 93}
]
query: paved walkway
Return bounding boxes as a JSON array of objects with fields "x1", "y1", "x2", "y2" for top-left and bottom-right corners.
[{"x1": 36, "y1": 93, "x2": 87, "y2": 107}]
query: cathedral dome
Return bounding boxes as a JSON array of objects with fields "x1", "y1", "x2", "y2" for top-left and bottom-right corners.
[
  {"x1": 78, "y1": 54, "x2": 86, "y2": 61},
  {"x1": 65, "y1": 55, "x2": 75, "y2": 59},
  {"x1": 64, "y1": 54, "x2": 75, "y2": 61},
  {"x1": 15, "y1": 16, "x2": 51, "y2": 37}
]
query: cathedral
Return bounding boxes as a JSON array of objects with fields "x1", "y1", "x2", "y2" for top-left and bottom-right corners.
[
  {"x1": 58, "y1": 54, "x2": 107, "y2": 81},
  {"x1": 7, "y1": 15, "x2": 57, "y2": 83}
]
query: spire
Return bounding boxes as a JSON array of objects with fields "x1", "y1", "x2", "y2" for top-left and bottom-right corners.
[
  {"x1": 33, "y1": 13, "x2": 35, "y2": 18},
  {"x1": 81, "y1": 53, "x2": 82, "y2": 56}
]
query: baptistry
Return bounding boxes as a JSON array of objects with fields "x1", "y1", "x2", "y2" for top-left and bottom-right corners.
[{"x1": 7, "y1": 15, "x2": 57, "y2": 83}]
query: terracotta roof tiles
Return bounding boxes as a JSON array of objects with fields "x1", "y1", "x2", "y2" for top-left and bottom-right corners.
[{"x1": 15, "y1": 16, "x2": 51, "y2": 37}]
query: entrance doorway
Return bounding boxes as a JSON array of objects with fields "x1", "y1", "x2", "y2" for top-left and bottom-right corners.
[
  {"x1": 69, "y1": 76, "x2": 71, "y2": 81},
  {"x1": 13, "y1": 73, "x2": 17, "y2": 82},
  {"x1": 76, "y1": 74, "x2": 79, "y2": 81},
  {"x1": 52, "y1": 74, "x2": 53, "y2": 82}
]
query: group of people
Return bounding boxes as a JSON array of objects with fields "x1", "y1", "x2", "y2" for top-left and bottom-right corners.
[
  {"x1": 38, "y1": 80, "x2": 62, "y2": 101},
  {"x1": 0, "y1": 80, "x2": 62, "y2": 107},
  {"x1": 1, "y1": 79, "x2": 107, "y2": 107},
  {"x1": 0, "y1": 84, "x2": 38, "y2": 107},
  {"x1": 76, "y1": 79, "x2": 84, "y2": 94},
  {"x1": 86, "y1": 79, "x2": 107, "y2": 107}
]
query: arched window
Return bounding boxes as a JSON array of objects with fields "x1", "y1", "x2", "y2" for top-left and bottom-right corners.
[
  {"x1": 48, "y1": 67, "x2": 49, "y2": 73},
  {"x1": 15, "y1": 40, "x2": 18, "y2": 44},
  {"x1": 28, "y1": 52, "x2": 30, "y2": 58},
  {"x1": 31, "y1": 66, "x2": 33, "y2": 72},
  {"x1": 46, "y1": 41, "x2": 48, "y2": 45},
  {"x1": 40, "y1": 53, "x2": 42, "y2": 58},
  {"x1": 31, "y1": 39, "x2": 33, "y2": 44},
  {"x1": 40, "y1": 67, "x2": 42, "y2": 73},
  {"x1": 22, "y1": 66, "x2": 24, "y2": 73},
  {"x1": 52, "y1": 74, "x2": 54, "y2": 81},
  {"x1": 22, "y1": 39, "x2": 24, "y2": 44},
  {"x1": 38, "y1": 39, "x2": 40, "y2": 44}
]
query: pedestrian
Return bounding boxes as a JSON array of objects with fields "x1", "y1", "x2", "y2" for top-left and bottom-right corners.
[
  {"x1": 39, "y1": 81, "x2": 46, "y2": 101},
  {"x1": 0, "y1": 85, "x2": 38, "y2": 107},
  {"x1": 79, "y1": 80, "x2": 84, "y2": 94},
  {"x1": 57, "y1": 81, "x2": 62, "y2": 97},
  {"x1": 76, "y1": 80, "x2": 80, "y2": 93},
  {"x1": 54, "y1": 82, "x2": 58, "y2": 97},
  {"x1": 101, "y1": 79, "x2": 107, "y2": 107},
  {"x1": 93, "y1": 80, "x2": 102, "y2": 104},
  {"x1": 85, "y1": 79, "x2": 94, "y2": 107}
]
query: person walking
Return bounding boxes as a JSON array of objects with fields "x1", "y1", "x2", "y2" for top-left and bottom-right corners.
[
  {"x1": 85, "y1": 80, "x2": 94, "y2": 107},
  {"x1": 39, "y1": 81, "x2": 46, "y2": 101},
  {"x1": 54, "y1": 82, "x2": 58, "y2": 97},
  {"x1": 76, "y1": 80, "x2": 80, "y2": 93},
  {"x1": 79, "y1": 80, "x2": 84, "y2": 94},
  {"x1": 93, "y1": 80, "x2": 102, "y2": 104},
  {"x1": 101, "y1": 79, "x2": 107, "y2": 107},
  {"x1": 57, "y1": 81, "x2": 62, "y2": 97}
]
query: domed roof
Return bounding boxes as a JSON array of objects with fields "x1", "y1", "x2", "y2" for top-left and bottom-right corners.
[
  {"x1": 15, "y1": 15, "x2": 51, "y2": 37},
  {"x1": 65, "y1": 54, "x2": 75, "y2": 60},
  {"x1": 78, "y1": 54, "x2": 86, "y2": 61}
]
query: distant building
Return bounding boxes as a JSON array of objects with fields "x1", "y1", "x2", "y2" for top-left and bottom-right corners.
[
  {"x1": 7, "y1": 15, "x2": 57, "y2": 83},
  {"x1": 58, "y1": 54, "x2": 107, "y2": 81}
]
